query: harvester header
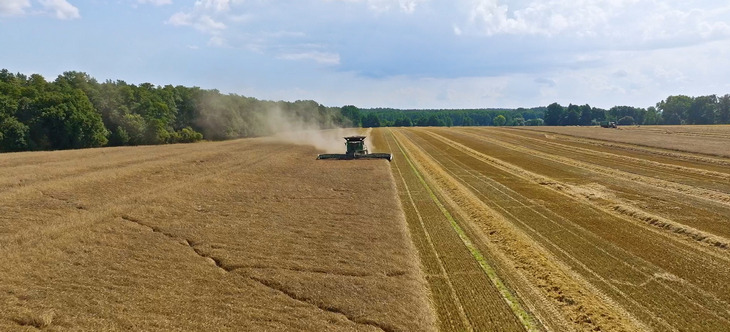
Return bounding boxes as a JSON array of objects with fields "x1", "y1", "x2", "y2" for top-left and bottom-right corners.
[{"x1": 316, "y1": 136, "x2": 393, "y2": 161}]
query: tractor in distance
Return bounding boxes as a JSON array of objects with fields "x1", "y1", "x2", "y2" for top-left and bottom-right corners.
[
  {"x1": 600, "y1": 121, "x2": 618, "y2": 128},
  {"x1": 316, "y1": 136, "x2": 393, "y2": 161}
]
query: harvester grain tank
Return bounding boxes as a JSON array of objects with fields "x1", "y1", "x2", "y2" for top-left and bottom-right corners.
[{"x1": 316, "y1": 136, "x2": 393, "y2": 161}]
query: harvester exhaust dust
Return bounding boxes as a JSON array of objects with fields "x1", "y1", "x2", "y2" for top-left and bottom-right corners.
[{"x1": 316, "y1": 136, "x2": 393, "y2": 161}]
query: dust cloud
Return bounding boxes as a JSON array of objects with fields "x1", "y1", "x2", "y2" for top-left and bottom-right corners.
[
  {"x1": 264, "y1": 106, "x2": 372, "y2": 153},
  {"x1": 191, "y1": 94, "x2": 374, "y2": 153},
  {"x1": 274, "y1": 128, "x2": 373, "y2": 153}
]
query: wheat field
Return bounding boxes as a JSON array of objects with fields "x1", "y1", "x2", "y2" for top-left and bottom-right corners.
[
  {"x1": 3, "y1": 125, "x2": 730, "y2": 332},
  {"x1": 0, "y1": 137, "x2": 434, "y2": 331},
  {"x1": 381, "y1": 126, "x2": 730, "y2": 332}
]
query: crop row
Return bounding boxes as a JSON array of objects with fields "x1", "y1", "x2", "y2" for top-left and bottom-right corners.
[
  {"x1": 398, "y1": 127, "x2": 730, "y2": 331},
  {"x1": 376, "y1": 129, "x2": 529, "y2": 332}
]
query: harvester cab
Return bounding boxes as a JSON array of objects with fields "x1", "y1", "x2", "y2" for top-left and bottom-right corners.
[{"x1": 317, "y1": 136, "x2": 393, "y2": 161}]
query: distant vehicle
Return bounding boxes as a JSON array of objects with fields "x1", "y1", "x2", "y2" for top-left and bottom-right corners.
[
  {"x1": 600, "y1": 121, "x2": 617, "y2": 128},
  {"x1": 316, "y1": 136, "x2": 392, "y2": 161}
]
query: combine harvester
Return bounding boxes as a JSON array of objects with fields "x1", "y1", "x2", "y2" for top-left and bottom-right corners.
[{"x1": 316, "y1": 136, "x2": 392, "y2": 161}]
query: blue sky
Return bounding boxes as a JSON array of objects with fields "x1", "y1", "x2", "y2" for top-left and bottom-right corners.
[{"x1": 2, "y1": 0, "x2": 730, "y2": 109}]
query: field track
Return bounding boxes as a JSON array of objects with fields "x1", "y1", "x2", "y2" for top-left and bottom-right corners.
[
  {"x1": 372, "y1": 129, "x2": 535, "y2": 332},
  {"x1": 0, "y1": 137, "x2": 434, "y2": 331},
  {"x1": 382, "y1": 126, "x2": 730, "y2": 331}
]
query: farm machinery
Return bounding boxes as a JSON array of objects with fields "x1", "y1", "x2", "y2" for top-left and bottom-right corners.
[
  {"x1": 600, "y1": 121, "x2": 617, "y2": 128},
  {"x1": 316, "y1": 136, "x2": 392, "y2": 161}
]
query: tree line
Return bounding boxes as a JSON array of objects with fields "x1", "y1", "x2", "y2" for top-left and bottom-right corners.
[
  {"x1": 346, "y1": 94, "x2": 730, "y2": 129},
  {"x1": 0, "y1": 69, "x2": 348, "y2": 152},
  {"x1": 346, "y1": 107, "x2": 546, "y2": 128},
  {"x1": 543, "y1": 94, "x2": 730, "y2": 126},
  {"x1": 3, "y1": 69, "x2": 730, "y2": 153}
]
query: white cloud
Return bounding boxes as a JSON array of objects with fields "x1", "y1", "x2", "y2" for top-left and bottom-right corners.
[
  {"x1": 453, "y1": 24, "x2": 462, "y2": 35},
  {"x1": 0, "y1": 0, "x2": 80, "y2": 19},
  {"x1": 167, "y1": 11, "x2": 225, "y2": 33},
  {"x1": 277, "y1": 51, "x2": 341, "y2": 65},
  {"x1": 195, "y1": 0, "x2": 231, "y2": 12},
  {"x1": 332, "y1": 0, "x2": 425, "y2": 13},
  {"x1": 39, "y1": 0, "x2": 80, "y2": 20},
  {"x1": 166, "y1": 0, "x2": 231, "y2": 33},
  {"x1": 0, "y1": 0, "x2": 31, "y2": 16},
  {"x1": 398, "y1": 0, "x2": 421, "y2": 14},
  {"x1": 208, "y1": 35, "x2": 226, "y2": 47},
  {"x1": 465, "y1": 0, "x2": 636, "y2": 36},
  {"x1": 534, "y1": 77, "x2": 556, "y2": 87},
  {"x1": 167, "y1": 11, "x2": 192, "y2": 25},
  {"x1": 638, "y1": 5, "x2": 730, "y2": 43},
  {"x1": 461, "y1": 0, "x2": 730, "y2": 46},
  {"x1": 197, "y1": 15, "x2": 226, "y2": 31},
  {"x1": 138, "y1": 0, "x2": 172, "y2": 6}
]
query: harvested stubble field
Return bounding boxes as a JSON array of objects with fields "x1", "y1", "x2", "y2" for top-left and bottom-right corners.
[
  {"x1": 0, "y1": 136, "x2": 434, "y2": 331},
  {"x1": 380, "y1": 125, "x2": 730, "y2": 332},
  {"x1": 3, "y1": 125, "x2": 730, "y2": 332}
]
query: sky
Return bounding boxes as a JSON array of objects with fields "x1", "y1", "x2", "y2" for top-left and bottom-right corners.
[{"x1": 1, "y1": 0, "x2": 730, "y2": 109}]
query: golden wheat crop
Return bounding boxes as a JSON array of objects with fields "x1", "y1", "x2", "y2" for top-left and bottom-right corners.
[
  {"x1": 0, "y1": 137, "x2": 434, "y2": 331},
  {"x1": 5, "y1": 125, "x2": 729, "y2": 332},
  {"x1": 384, "y1": 126, "x2": 730, "y2": 332},
  {"x1": 525, "y1": 125, "x2": 730, "y2": 157}
]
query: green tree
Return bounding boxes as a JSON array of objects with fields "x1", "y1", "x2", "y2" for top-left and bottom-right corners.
[
  {"x1": 609, "y1": 106, "x2": 646, "y2": 125},
  {"x1": 109, "y1": 126, "x2": 130, "y2": 146},
  {"x1": 544, "y1": 102, "x2": 564, "y2": 125},
  {"x1": 688, "y1": 95, "x2": 717, "y2": 124},
  {"x1": 443, "y1": 115, "x2": 453, "y2": 127},
  {"x1": 0, "y1": 117, "x2": 30, "y2": 151},
  {"x1": 718, "y1": 94, "x2": 730, "y2": 124},
  {"x1": 394, "y1": 117, "x2": 412, "y2": 127},
  {"x1": 28, "y1": 89, "x2": 108, "y2": 150},
  {"x1": 427, "y1": 114, "x2": 446, "y2": 126},
  {"x1": 644, "y1": 106, "x2": 661, "y2": 125},
  {"x1": 415, "y1": 116, "x2": 429, "y2": 126},
  {"x1": 117, "y1": 113, "x2": 146, "y2": 145},
  {"x1": 144, "y1": 118, "x2": 170, "y2": 144},
  {"x1": 173, "y1": 127, "x2": 203, "y2": 143},
  {"x1": 657, "y1": 95, "x2": 692, "y2": 125},
  {"x1": 578, "y1": 104, "x2": 593, "y2": 126},
  {"x1": 340, "y1": 105, "x2": 361, "y2": 127},
  {"x1": 493, "y1": 115, "x2": 506, "y2": 126},
  {"x1": 562, "y1": 104, "x2": 580, "y2": 125},
  {"x1": 591, "y1": 107, "x2": 607, "y2": 122},
  {"x1": 617, "y1": 116, "x2": 635, "y2": 125},
  {"x1": 525, "y1": 118, "x2": 544, "y2": 126},
  {"x1": 361, "y1": 113, "x2": 381, "y2": 128}
]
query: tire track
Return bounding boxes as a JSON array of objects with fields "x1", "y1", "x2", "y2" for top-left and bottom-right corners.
[
  {"x1": 520, "y1": 127, "x2": 730, "y2": 163},
  {"x1": 397, "y1": 129, "x2": 662, "y2": 331},
  {"x1": 448, "y1": 128, "x2": 730, "y2": 249},
  {"x1": 384, "y1": 130, "x2": 533, "y2": 332},
  {"x1": 453, "y1": 128, "x2": 730, "y2": 206},
  {"x1": 404, "y1": 128, "x2": 730, "y2": 331},
  {"x1": 493, "y1": 128, "x2": 730, "y2": 188},
  {"x1": 383, "y1": 131, "x2": 472, "y2": 331}
]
